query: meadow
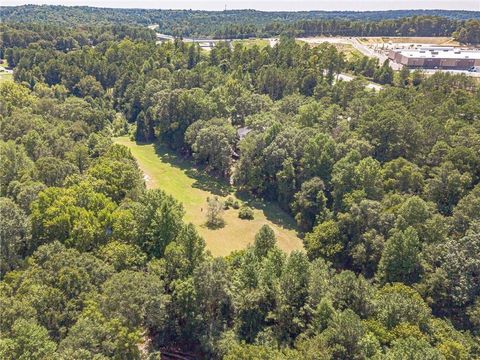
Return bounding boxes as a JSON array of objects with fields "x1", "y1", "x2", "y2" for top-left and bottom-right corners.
[{"x1": 114, "y1": 137, "x2": 304, "y2": 256}]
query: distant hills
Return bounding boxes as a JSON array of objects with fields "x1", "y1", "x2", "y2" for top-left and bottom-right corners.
[
  {"x1": 2, "y1": 6, "x2": 479, "y2": 25},
  {"x1": 1, "y1": 5, "x2": 479, "y2": 39}
]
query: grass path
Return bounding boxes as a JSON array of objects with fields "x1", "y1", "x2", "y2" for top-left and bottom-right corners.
[{"x1": 114, "y1": 137, "x2": 304, "y2": 256}]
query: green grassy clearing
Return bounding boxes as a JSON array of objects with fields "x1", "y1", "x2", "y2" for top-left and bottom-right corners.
[
  {"x1": 114, "y1": 137, "x2": 304, "y2": 256},
  {"x1": 333, "y1": 43, "x2": 362, "y2": 61},
  {"x1": 297, "y1": 39, "x2": 362, "y2": 61},
  {"x1": 232, "y1": 38, "x2": 270, "y2": 48}
]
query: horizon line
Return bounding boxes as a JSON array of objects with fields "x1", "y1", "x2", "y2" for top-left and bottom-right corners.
[{"x1": 2, "y1": 4, "x2": 479, "y2": 12}]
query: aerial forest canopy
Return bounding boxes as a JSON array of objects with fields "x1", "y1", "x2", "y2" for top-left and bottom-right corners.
[
  {"x1": 1, "y1": 10, "x2": 480, "y2": 360},
  {"x1": 1, "y1": 5, "x2": 480, "y2": 43}
]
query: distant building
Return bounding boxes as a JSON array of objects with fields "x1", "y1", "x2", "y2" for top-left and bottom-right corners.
[{"x1": 388, "y1": 47, "x2": 480, "y2": 70}]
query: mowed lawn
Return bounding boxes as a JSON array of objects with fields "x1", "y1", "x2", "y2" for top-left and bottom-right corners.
[{"x1": 114, "y1": 137, "x2": 304, "y2": 256}]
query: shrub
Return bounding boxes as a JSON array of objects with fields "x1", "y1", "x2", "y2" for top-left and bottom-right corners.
[
  {"x1": 224, "y1": 196, "x2": 236, "y2": 210},
  {"x1": 206, "y1": 196, "x2": 225, "y2": 229},
  {"x1": 238, "y1": 205, "x2": 254, "y2": 220}
]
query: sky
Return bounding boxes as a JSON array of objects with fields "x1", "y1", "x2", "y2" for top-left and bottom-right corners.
[{"x1": 2, "y1": 0, "x2": 479, "y2": 11}]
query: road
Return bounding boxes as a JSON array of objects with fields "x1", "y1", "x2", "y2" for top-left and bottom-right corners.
[
  {"x1": 297, "y1": 36, "x2": 402, "y2": 70},
  {"x1": 152, "y1": 31, "x2": 479, "y2": 78},
  {"x1": 421, "y1": 69, "x2": 480, "y2": 78},
  {"x1": 156, "y1": 31, "x2": 386, "y2": 91},
  {"x1": 347, "y1": 38, "x2": 403, "y2": 70}
]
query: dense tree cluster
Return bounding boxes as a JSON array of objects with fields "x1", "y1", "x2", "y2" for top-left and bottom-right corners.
[
  {"x1": 0, "y1": 22, "x2": 156, "y2": 53},
  {"x1": 453, "y1": 19, "x2": 480, "y2": 45},
  {"x1": 1, "y1": 16, "x2": 480, "y2": 359},
  {"x1": 1, "y1": 5, "x2": 479, "y2": 43}
]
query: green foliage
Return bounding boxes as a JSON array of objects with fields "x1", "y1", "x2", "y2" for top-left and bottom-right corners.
[
  {"x1": 305, "y1": 220, "x2": 342, "y2": 262},
  {"x1": 0, "y1": 319, "x2": 56, "y2": 360},
  {"x1": 291, "y1": 177, "x2": 328, "y2": 231},
  {"x1": 454, "y1": 19, "x2": 480, "y2": 44},
  {"x1": 137, "y1": 189, "x2": 185, "y2": 258},
  {"x1": 30, "y1": 182, "x2": 116, "y2": 251},
  {"x1": 301, "y1": 133, "x2": 337, "y2": 182},
  {"x1": 1, "y1": 16, "x2": 480, "y2": 359},
  {"x1": 224, "y1": 196, "x2": 235, "y2": 209},
  {"x1": 238, "y1": 204, "x2": 254, "y2": 220},
  {"x1": 34, "y1": 156, "x2": 78, "y2": 186},
  {"x1": 205, "y1": 196, "x2": 225, "y2": 229},
  {"x1": 100, "y1": 270, "x2": 167, "y2": 329},
  {"x1": 272, "y1": 251, "x2": 310, "y2": 344},
  {"x1": 421, "y1": 233, "x2": 480, "y2": 318},
  {"x1": 321, "y1": 310, "x2": 368, "y2": 359},
  {"x1": 330, "y1": 271, "x2": 374, "y2": 318},
  {"x1": 112, "y1": 113, "x2": 129, "y2": 136},
  {"x1": 385, "y1": 336, "x2": 444, "y2": 360},
  {"x1": 253, "y1": 225, "x2": 276, "y2": 258},
  {"x1": 175, "y1": 223, "x2": 206, "y2": 276},
  {"x1": 97, "y1": 241, "x2": 147, "y2": 271},
  {"x1": 426, "y1": 162, "x2": 471, "y2": 215},
  {"x1": 74, "y1": 75, "x2": 104, "y2": 98},
  {"x1": 152, "y1": 88, "x2": 217, "y2": 147},
  {"x1": 0, "y1": 81, "x2": 35, "y2": 116},
  {"x1": 223, "y1": 341, "x2": 294, "y2": 360},
  {"x1": 0, "y1": 140, "x2": 34, "y2": 195},
  {"x1": 374, "y1": 283, "x2": 431, "y2": 330},
  {"x1": 2, "y1": 6, "x2": 476, "y2": 40},
  {"x1": 377, "y1": 227, "x2": 422, "y2": 285},
  {"x1": 374, "y1": 60, "x2": 394, "y2": 85},
  {"x1": 57, "y1": 301, "x2": 142, "y2": 359},
  {"x1": 0, "y1": 241, "x2": 114, "y2": 340},
  {"x1": 186, "y1": 118, "x2": 236, "y2": 177},
  {"x1": 0, "y1": 197, "x2": 30, "y2": 277},
  {"x1": 86, "y1": 144, "x2": 144, "y2": 202},
  {"x1": 382, "y1": 157, "x2": 424, "y2": 194}
]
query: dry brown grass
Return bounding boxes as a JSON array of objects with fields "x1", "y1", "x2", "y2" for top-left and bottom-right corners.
[{"x1": 359, "y1": 37, "x2": 459, "y2": 46}]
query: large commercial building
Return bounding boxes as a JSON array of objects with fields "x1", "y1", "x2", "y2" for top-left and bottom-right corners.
[{"x1": 388, "y1": 47, "x2": 480, "y2": 70}]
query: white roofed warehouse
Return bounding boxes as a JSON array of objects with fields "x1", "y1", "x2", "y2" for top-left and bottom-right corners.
[{"x1": 388, "y1": 47, "x2": 480, "y2": 70}]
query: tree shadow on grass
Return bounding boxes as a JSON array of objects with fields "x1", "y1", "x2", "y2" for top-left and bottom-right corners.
[
  {"x1": 235, "y1": 190, "x2": 301, "y2": 235},
  {"x1": 204, "y1": 220, "x2": 226, "y2": 230},
  {"x1": 143, "y1": 140, "x2": 302, "y2": 237},
  {"x1": 152, "y1": 141, "x2": 233, "y2": 197}
]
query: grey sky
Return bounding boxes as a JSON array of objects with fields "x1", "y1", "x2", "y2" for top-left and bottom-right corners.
[{"x1": 2, "y1": 0, "x2": 479, "y2": 11}]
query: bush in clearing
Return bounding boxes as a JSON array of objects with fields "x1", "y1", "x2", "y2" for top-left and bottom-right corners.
[{"x1": 238, "y1": 205, "x2": 254, "y2": 220}]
